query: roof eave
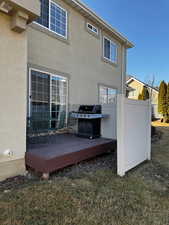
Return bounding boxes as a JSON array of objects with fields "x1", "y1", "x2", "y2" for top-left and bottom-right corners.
[
  {"x1": 127, "y1": 77, "x2": 159, "y2": 93},
  {"x1": 65, "y1": 0, "x2": 134, "y2": 48}
]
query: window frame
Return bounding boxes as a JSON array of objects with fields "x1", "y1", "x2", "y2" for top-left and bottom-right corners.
[
  {"x1": 86, "y1": 22, "x2": 99, "y2": 35},
  {"x1": 99, "y1": 85, "x2": 117, "y2": 104},
  {"x1": 35, "y1": 0, "x2": 68, "y2": 39},
  {"x1": 103, "y1": 36, "x2": 118, "y2": 64},
  {"x1": 28, "y1": 68, "x2": 69, "y2": 127}
]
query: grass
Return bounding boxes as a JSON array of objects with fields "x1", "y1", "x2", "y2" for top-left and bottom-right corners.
[
  {"x1": 0, "y1": 127, "x2": 169, "y2": 225},
  {"x1": 152, "y1": 120, "x2": 169, "y2": 127}
]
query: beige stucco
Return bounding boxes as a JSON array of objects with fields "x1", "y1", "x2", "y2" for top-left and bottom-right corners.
[
  {"x1": 0, "y1": 0, "x2": 40, "y2": 22},
  {"x1": 0, "y1": 0, "x2": 133, "y2": 181},
  {"x1": 8, "y1": 0, "x2": 40, "y2": 16},
  {"x1": 127, "y1": 79, "x2": 158, "y2": 104},
  {"x1": 28, "y1": 0, "x2": 127, "y2": 105},
  {"x1": 0, "y1": 159, "x2": 25, "y2": 181},
  {"x1": 0, "y1": 12, "x2": 27, "y2": 165},
  {"x1": 0, "y1": 0, "x2": 40, "y2": 181}
]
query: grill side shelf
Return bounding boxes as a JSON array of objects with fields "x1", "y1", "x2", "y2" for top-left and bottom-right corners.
[{"x1": 70, "y1": 113, "x2": 109, "y2": 119}]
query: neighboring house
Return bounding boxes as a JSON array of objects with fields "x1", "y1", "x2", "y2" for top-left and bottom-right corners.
[
  {"x1": 0, "y1": 0, "x2": 133, "y2": 181},
  {"x1": 126, "y1": 76, "x2": 160, "y2": 118}
]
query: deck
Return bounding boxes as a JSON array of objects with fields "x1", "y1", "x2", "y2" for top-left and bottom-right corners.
[{"x1": 26, "y1": 134, "x2": 115, "y2": 175}]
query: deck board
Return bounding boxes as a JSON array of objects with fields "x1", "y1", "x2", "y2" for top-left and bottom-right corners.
[{"x1": 26, "y1": 134, "x2": 115, "y2": 173}]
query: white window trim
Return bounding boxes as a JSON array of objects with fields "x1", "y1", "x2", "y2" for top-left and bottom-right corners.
[
  {"x1": 49, "y1": 0, "x2": 68, "y2": 39},
  {"x1": 28, "y1": 68, "x2": 69, "y2": 125},
  {"x1": 34, "y1": 0, "x2": 68, "y2": 39},
  {"x1": 103, "y1": 36, "x2": 118, "y2": 64},
  {"x1": 99, "y1": 85, "x2": 117, "y2": 104},
  {"x1": 86, "y1": 22, "x2": 98, "y2": 35}
]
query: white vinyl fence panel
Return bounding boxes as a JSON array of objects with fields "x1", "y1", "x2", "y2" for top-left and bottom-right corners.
[
  {"x1": 117, "y1": 95, "x2": 151, "y2": 176},
  {"x1": 101, "y1": 103, "x2": 117, "y2": 139}
]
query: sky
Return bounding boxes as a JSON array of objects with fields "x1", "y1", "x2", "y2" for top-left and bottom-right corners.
[{"x1": 82, "y1": 0, "x2": 169, "y2": 86}]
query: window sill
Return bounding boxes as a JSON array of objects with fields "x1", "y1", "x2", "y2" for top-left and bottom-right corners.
[
  {"x1": 30, "y1": 22, "x2": 70, "y2": 45},
  {"x1": 101, "y1": 57, "x2": 118, "y2": 67}
]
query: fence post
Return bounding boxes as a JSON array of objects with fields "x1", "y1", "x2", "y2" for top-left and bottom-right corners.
[
  {"x1": 117, "y1": 94, "x2": 126, "y2": 177},
  {"x1": 147, "y1": 100, "x2": 152, "y2": 160}
]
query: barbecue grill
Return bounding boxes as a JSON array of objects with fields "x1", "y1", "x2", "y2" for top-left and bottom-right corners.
[{"x1": 71, "y1": 105, "x2": 107, "y2": 139}]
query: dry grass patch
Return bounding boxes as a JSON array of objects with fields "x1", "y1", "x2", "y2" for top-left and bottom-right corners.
[
  {"x1": 152, "y1": 120, "x2": 169, "y2": 127},
  {"x1": 0, "y1": 127, "x2": 169, "y2": 225}
]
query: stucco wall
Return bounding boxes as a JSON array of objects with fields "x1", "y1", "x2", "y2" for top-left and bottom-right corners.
[
  {"x1": 27, "y1": 0, "x2": 126, "y2": 105},
  {"x1": 5, "y1": 0, "x2": 40, "y2": 18},
  {"x1": 0, "y1": 13, "x2": 27, "y2": 165}
]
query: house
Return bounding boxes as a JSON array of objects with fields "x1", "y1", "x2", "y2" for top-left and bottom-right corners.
[
  {"x1": 0, "y1": 0, "x2": 133, "y2": 181},
  {"x1": 126, "y1": 75, "x2": 160, "y2": 118}
]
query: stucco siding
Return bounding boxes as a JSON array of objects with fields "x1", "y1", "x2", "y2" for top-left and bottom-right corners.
[
  {"x1": 3, "y1": 0, "x2": 40, "y2": 19},
  {"x1": 0, "y1": 159, "x2": 25, "y2": 181},
  {"x1": 28, "y1": 0, "x2": 124, "y2": 105},
  {"x1": 0, "y1": 12, "x2": 27, "y2": 165}
]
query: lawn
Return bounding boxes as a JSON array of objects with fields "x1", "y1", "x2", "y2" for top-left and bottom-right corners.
[
  {"x1": 0, "y1": 127, "x2": 169, "y2": 225},
  {"x1": 152, "y1": 120, "x2": 169, "y2": 127}
]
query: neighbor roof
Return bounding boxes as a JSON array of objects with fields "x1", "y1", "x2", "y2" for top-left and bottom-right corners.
[
  {"x1": 126, "y1": 75, "x2": 159, "y2": 93},
  {"x1": 64, "y1": 0, "x2": 134, "y2": 48}
]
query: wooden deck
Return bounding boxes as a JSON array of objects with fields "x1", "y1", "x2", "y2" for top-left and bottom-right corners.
[{"x1": 26, "y1": 134, "x2": 115, "y2": 175}]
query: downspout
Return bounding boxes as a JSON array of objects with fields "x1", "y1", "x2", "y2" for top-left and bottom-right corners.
[{"x1": 121, "y1": 43, "x2": 127, "y2": 95}]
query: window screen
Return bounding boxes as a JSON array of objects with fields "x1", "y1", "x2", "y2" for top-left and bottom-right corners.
[
  {"x1": 99, "y1": 86, "x2": 117, "y2": 104},
  {"x1": 104, "y1": 37, "x2": 117, "y2": 63},
  {"x1": 36, "y1": 0, "x2": 67, "y2": 38},
  {"x1": 36, "y1": 0, "x2": 49, "y2": 28},
  {"x1": 50, "y1": 2, "x2": 67, "y2": 37},
  {"x1": 30, "y1": 69, "x2": 68, "y2": 130}
]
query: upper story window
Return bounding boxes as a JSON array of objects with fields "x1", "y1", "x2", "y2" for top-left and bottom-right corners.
[
  {"x1": 37, "y1": 0, "x2": 49, "y2": 28},
  {"x1": 103, "y1": 37, "x2": 117, "y2": 64},
  {"x1": 87, "y1": 23, "x2": 98, "y2": 35},
  {"x1": 36, "y1": 0, "x2": 68, "y2": 39}
]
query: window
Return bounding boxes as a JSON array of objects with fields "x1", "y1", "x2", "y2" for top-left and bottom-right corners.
[
  {"x1": 29, "y1": 69, "x2": 68, "y2": 130},
  {"x1": 103, "y1": 37, "x2": 117, "y2": 63},
  {"x1": 99, "y1": 85, "x2": 117, "y2": 104},
  {"x1": 87, "y1": 23, "x2": 98, "y2": 35},
  {"x1": 36, "y1": 0, "x2": 68, "y2": 38},
  {"x1": 50, "y1": 2, "x2": 67, "y2": 37},
  {"x1": 36, "y1": 0, "x2": 49, "y2": 28}
]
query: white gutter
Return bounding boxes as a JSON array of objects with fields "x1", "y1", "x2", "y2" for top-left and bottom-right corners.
[
  {"x1": 120, "y1": 44, "x2": 127, "y2": 95},
  {"x1": 66, "y1": 0, "x2": 134, "y2": 48}
]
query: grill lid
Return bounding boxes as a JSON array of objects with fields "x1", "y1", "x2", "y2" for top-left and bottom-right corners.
[{"x1": 78, "y1": 105, "x2": 101, "y2": 114}]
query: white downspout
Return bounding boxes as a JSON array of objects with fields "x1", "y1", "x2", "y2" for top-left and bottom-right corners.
[{"x1": 121, "y1": 43, "x2": 127, "y2": 95}]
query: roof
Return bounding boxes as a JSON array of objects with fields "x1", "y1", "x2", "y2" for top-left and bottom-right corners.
[
  {"x1": 126, "y1": 75, "x2": 159, "y2": 93},
  {"x1": 64, "y1": 0, "x2": 134, "y2": 48}
]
